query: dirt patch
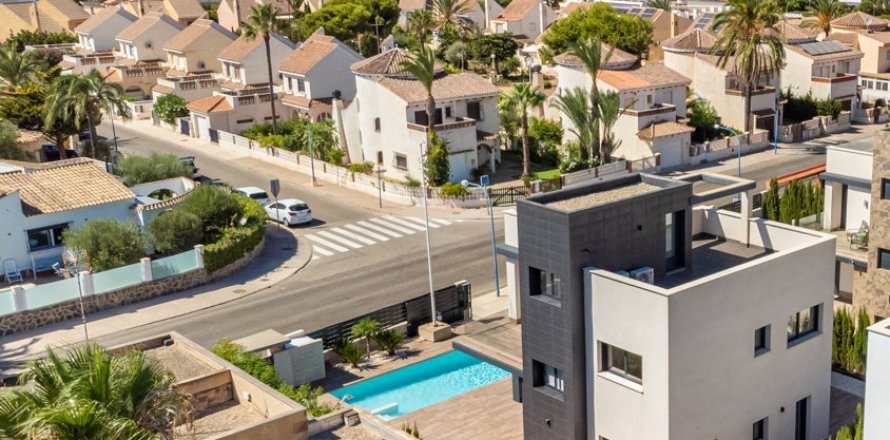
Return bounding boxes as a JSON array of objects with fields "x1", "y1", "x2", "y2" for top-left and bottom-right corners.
[{"x1": 144, "y1": 344, "x2": 219, "y2": 381}]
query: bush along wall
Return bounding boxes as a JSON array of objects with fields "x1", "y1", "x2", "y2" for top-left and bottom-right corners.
[{"x1": 204, "y1": 223, "x2": 265, "y2": 273}]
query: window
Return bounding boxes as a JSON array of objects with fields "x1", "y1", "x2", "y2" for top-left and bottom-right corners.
[
  {"x1": 755, "y1": 325, "x2": 770, "y2": 355},
  {"x1": 27, "y1": 224, "x2": 68, "y2": 252},
  {"x1": 414, "y1": 110, "x2": 428, "y2": 126},
  {"x1": 880, "y1": 249, "x2": 890, "y2": 270},
  {"x1": 445, "y1": 106, "x2": 452, "y2": 118},
  {"x1": 374, "y1": 117, "x2": 381, "y2": 132},
  {"x1": 467, "y1": 101, "x2": 481, "y2": 120},
  {"x1": 394, "y1": 153, "x2": 408, "y2": 170},
  {"x1": 882, "y1": 179, "x2": 890, "y2": 200},
  {"x1": 753, "y1": 418, "x2": 768, "y2": 440},
  {"x1": 297, "y1": 78, "x2": 305, "y2": 93},
  {"x1": 236, "y1": 117, "x2": 254, "y2": 124},
  {"x1": 532, "y1": 360, "x2": 564, "y2": 393},
  {"x1": 665, "y1": 211, "x2": 684, "y2": 271},
  {"x1": 665, "y1": 212, "x2": 675, "y2": 259},
  {"x1": 601, "y1": 343, "x2": 643, "y2": 384},
  {"x1": 795, "y1": 397, "x2": 808, "y2": 440},
  {"x1": 787, "y1": 305, "x2": 820, "y2": 343},
  {"x1": 530, "y1": 267, "x2": 561, "y2": 299},
  {"x1": 885, "y1": 50, "x2": 890, "y2": 61}
]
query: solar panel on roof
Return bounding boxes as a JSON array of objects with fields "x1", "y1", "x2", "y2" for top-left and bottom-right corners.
[
  {"x1": 799, "y1": 39, "x2": 851, "y2": 56},
  {"x1": 627, "y1": 7, "x2": 641, "y2": 15},
  {"x1": 694, "y1": 13, "x2": 714, "y2": 29},
  {"x1": 640, "y1": 8, "x2": 656, "y2": 18}
]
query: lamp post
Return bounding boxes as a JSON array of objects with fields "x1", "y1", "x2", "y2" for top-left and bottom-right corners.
[
  {"x1": 419, "y1": 141, "x2": 438, "y2": 325},
  {"x1": 714, "y1": 124, "x2": 749, "y2": 177},
  {"x1": 308, "y1": 123, "x2": 317, "y2": 187},
  {"x1": 462, "y1": 178, "x2": 500, "y2": 297}
]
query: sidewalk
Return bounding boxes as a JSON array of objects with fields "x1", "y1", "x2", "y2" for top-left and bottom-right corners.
[{"x1": 0, "y1": 226, "x2": 311, "y2": 377}]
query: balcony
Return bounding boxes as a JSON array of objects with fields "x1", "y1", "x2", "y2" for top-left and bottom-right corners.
[
  {"x1": 812, "y1": 73, "x2": 858, "y2": 84},
  {"x1": 725, "y1": 77, "x2": 776, "y2": 96},
  {"x1": 623, "y1": 102, "x2": 677, "y2": 118},
  {"x1": 406, "y1": 117, "x2": 477, "y2": 133},
  {"x1": 812, "y1": 73, "x2": 858, "y2": 100},
  {"x1": 61, "y1": 51, "x2": 118, "y2": 72},
  {"x1": 157, "y1": 74, "x2": 219, "y2": 93}
]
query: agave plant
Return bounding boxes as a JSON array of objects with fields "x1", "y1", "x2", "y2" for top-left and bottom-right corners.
[{"x1": 373, "y1": 329, "x2": 405, "y2": 356}]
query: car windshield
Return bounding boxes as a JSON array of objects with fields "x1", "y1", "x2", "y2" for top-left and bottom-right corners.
[
  {"x1": 250, "y1": 192, "x2": 268, "y2": 200},
  {"x1": 289, "y1": 204, "x2": 309, "y2": 212}
]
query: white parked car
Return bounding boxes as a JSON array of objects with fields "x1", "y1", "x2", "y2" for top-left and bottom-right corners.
[
  {"x1": 265, "y1": 198, "x2": 313, "y2": 225},
  {"x1": 234, "y1": 187, "x2": 269, "y2": 205}
]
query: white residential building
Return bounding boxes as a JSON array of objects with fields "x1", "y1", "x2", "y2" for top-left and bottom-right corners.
[
  {"x1": 0, "y1": 161, "x2": 135, "y2": 274},
  {"x1": 61, "y1": 6, "x2": 137, "y2": 74},
  {"x1": 279, "y1": 31, "x2": 363, "y2": 122},
  {"x1": 554, "y1": 45, "x2": 694, "y2": 168},
  {"x1": 489, "y1": 0, "x2": 556, "y2": 42},
  {"x1": 343, "y1": 49, "x2": 500, "y2": 182},
  {"x1": 104, "y1": 11, "x2": 185, "y2": 98},
  {"x1": 152, "y1": 18, "x2": 237, "y2": 103},
  {"x1": 187, "y1": 32, "x2": 296, "y2": 140},
  {"x1": 863, "y1": 317, "x2": 890, "y2": 439},
  {"x1": 502, "y1": 172, "x2": 835, "y2": 440}
]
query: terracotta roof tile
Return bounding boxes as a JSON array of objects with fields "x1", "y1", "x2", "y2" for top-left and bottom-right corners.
[
  {"x1": 861, "y1": 31, "x2": 890, "y2": 44},
  {"x1": 279, "y1": 34, "x2": 346, "y2": 75},
  {"x1": 637, "y1": 121, "x2": 694, "y2": 140},
  {"x1": 597, "y1": 63, "x2": 690, "y2": 91},
  {"x1": 222, "y1": 0, "x2": 291, "y2": 23},
  {"x1": 351, "y1": 48, "x2": 443, "y2": 76},
  {"x1": 57, "y1": 59, "x2": 75, "y2": 70},
  {"x1": 554, "y1": 43, "x2": 637, "y2": 69},
  {"x1": 0, "y1": 162, "x2": 134, "y2": 217},
  {"x1": 217, "y1": 32, "x2": 291, "y2": 62},
  {"x1": 2, "y1": 2, "x2": 34, "y2": 25},
  {"x1": 377, "y1": 72, "x2": 499, "y2": 104},
  {"x1": 560, "y1": 2, "x2": 591, "y2": 16},
  {"x1": 165, "y1": 0, "x2": 206, "y2": 19},
  {"x1": 16, "y1": 129, "x2": 45, "y2": 145},
  {"x1": 116, "y1": 11, "x2": 183, "y2": 41},
  {"x1": 152, "y1": 84, "x2": 174, "y2": 94},
  {"x1": 827, "y1": 32, "x2": 858, "y2": 47},
  {"x1": 164, "y1": 18, "x2": 235, "y2": 52},
  {"x1": 281, "y1": 94, "x2": 332, "y2": 110},
  {"x1": 398, "y1": 0, "x2": 426, "y2": 12},
  {"x1": 496, "y1": 0, "x2": 538, "y2": 21},
  {"x1": 187, "y1": 95, "x2": 233, "y2": 113},
  {"x1": 831, "y1": 11, "x2": 888, "y2": 30},
  {"x1": 101, "y1": 67, "x2": 123, "y2": 82},
  {"x1": 662, "y1": 29, "x2": 717, "y2": 52},
  {"x1": 76, "y1": 5, "x2": 137, "y2": 34},
  {"x1": 40, "y1": 0, "x2": 89, "y2": 25},
  {"x1": 770, "y1": 20, "x2": 815, "y2": 43}
]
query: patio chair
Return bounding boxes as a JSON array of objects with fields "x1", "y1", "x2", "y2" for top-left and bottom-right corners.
[
  {"x1": 51, "y1": 263, "x2": 66, "y2": 279},
  {"x1": 848, "y1": 226, "x2": 869, "y2": 251},
  {"x1": 3, "y1": 259, "x2": 23, "y2": 285}
]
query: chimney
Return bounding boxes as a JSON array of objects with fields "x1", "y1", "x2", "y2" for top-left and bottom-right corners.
[
  {"x1": 233, "y1": 0, "x2": 241, "y2": 30},
  {"x1": 138, "y1": 0, "x2": 145, "y2": 16}
]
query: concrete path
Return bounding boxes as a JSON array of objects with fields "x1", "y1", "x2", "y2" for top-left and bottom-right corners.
[{"x1": 0, "y1": 226, "x2": 311, "y2": 377}]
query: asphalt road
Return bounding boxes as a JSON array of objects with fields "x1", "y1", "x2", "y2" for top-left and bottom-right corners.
[{"x1": 93, "y1": 121, "x2": 504, "y2": 348}]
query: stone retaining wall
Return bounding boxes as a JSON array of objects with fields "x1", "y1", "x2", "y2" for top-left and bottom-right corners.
[{"x1": 0, "y1": 237, "x2": 265, "y2": 336}]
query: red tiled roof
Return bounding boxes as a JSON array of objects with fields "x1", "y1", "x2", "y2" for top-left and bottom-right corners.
[{"x1": 187, "y1": 95, "x2": 233, "y2": 113}]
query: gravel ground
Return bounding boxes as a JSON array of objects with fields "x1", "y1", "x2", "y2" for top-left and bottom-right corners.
[
  {"x1": 144, "y1": 344, "x2": 218, "y2": 381},
  {"x1": 310, "y1": 425, "x2": 383, "y2": 440}
]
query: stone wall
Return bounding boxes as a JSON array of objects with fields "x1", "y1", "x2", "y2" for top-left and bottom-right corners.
[
  {"x1": 176, "y1": 370, "x2": 235, "y2": 413},
  {"x1": 856, "y1": 130, "x2": 890, "y2": 320},
  {"x1": 0, "y1": 237, "x2": 265, "y2": 336}
]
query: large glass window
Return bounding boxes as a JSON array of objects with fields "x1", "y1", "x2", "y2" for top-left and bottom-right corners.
[
  {"x1": 601, "y1": 343, "x2": 643, "y2": 384},
  {"x1": 755, "y1": 325, "x2": 770, "y2": 356},
  {"x1": 880, "y1": 249, "x2": 890, "y2": 270},
  {"x1": 532, "y1": 360, "x2": 564, "y2": 394},
  {"x1": 787, "y1": 305, "x2": 820, "y2": 344},
  {"x1": 27, "y1": 224, "x2": 68, "y2": 252},
  {"x1": 665, "y1": 212, "x2": 675, "y2": 259},
  {"x1": 530, "y1": 267, "x2": 561, "y2": 299},
  {"x1": 753, "y1": 418, "x2": 768, "y2": 440}
]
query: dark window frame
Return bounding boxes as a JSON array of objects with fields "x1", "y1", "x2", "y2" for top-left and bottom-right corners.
[
  {"x1": 753, "y1": 417, "x2": 768, "y2": 440},
  {"x1": 601, "y1": 342, "x2": 643, "y2": 384},
  {"x1": 27, "y1": 223, "x2": 69, "y2": 252},
  {"x1": 529, "y1": 267, "x2": 561, "y2": 300},
  {"x1": 755, "y1": 325, "x2": 771, "y2": 356},
  {"x1": 374, "y1": 117, "x2": 381, "y2": 132},
  {"x1": 882, "y1": 179, "x2": 890, "y2": 200},
  {"x1": 879, "y1": 248, "x2": 890, "y2": 270},
  {"x1": 787, "y1": 305, "x2": 821, "y2": 344},
  {"x1": 394, "y1": 153, "x2": 408, "y2": 170},
  {"x1": 532, "y1": 360, "x2": 565, "y2": 395}
]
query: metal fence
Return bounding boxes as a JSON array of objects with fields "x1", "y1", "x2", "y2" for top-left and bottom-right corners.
[{"x1": 308, "y1": 282, "x2": 472, "y2": 348}]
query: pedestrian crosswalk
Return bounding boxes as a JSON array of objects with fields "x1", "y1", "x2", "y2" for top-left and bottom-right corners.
[{"x1": 308, "y1": 216, "x2": 459, "y2": 260}]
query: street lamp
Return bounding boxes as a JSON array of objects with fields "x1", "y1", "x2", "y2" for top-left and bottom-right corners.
[
  {"x1": 308, "y1": 123, "x2": 317, "y2": 187},
  {"x1": 714, "y1": 124, "x2": 749, "y2": 177},
  {"x1": 419, "y1": 141, "x2": 438, "y2": 325},
  {"x1": 462, "y1": 178, "x2": 500, "y2": 298}
]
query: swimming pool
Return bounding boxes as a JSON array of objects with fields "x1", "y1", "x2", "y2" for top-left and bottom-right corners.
[{"x1": 330, "y1": 350, "x2": 510, "y2": 420}]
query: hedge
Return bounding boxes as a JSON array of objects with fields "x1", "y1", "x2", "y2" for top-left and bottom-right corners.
[{"x1": 204, "y1": 223, "x2": 265, "y2": 272}]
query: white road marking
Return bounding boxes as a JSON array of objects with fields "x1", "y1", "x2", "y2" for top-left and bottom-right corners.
[
  {"x1": 312, "y1": 246, "x2": 334, "y2": 257},
  {"x1": 368, "y1": 218, "x2": 415, "y2": 235},
  {"x1": 331, "y1": 227, "x2": 377, "y2": 245},
  {"x1": 401, "y1": 216, "x2": 441, "y2": 228},
  {"x1": 318, "y1": 231, "x2": 363, "y2": 249},
  {"x1": 344, "y1": 224, "x2": 390, "y2": 241},
  {"x1": 383, "y1": 215, "x2": 427, "y2": 231},
  {"x1": 428, "y1": 218, "x2": 453, "y2": 226},
  {"x1": 306, "y1": 234, "x2": 348, "y2": 252}
]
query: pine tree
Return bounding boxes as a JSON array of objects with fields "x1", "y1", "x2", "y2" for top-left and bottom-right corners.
[
  {"x1": 853, "y1": 310, "x2": 870, "y2": 374},
  {"x1": 763, "y1": 178, "x2": 780, "y2": 221}
]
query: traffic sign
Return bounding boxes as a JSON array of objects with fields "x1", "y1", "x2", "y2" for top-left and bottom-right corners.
[
  {"x1": 270, "y1": 179, "x2": 280, "y2": 198},
  {"x1": 480, "y1": 174, "x2": 490, "y2": 187}
]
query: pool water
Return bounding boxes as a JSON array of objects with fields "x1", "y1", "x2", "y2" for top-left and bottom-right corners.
[{"x1": 330, "y1": 350, "x2": 510, "y2": 420}]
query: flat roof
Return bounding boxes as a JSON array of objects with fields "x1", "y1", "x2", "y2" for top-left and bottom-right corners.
[
  {"x1": 657, "y1": 234, "x2": 773, "y2": 288},
  {"x1": 546, "y1": 182, "x2": 661, "y2": 210},
  {"x1": 527, "y1": 173, "x2": 688, "y2": 212},
  {"x1": 830, "y1": 137, "x2": 874, "y2": 154}
]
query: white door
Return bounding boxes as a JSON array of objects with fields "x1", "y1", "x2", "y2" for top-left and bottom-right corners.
[{"x1": 196, "y1": 115, "x2": 210, "y2": 140}]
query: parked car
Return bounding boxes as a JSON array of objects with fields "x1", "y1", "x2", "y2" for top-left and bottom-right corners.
[
  {"x1": 234, "y1": 186, "x2": 269, "y2": 205},
  {"x1": 180, "y1": 156, "x2": 199, "y2": 178},
  {"x1": 40, "y1": 143, "x2": 78, "y2": 162},
  {"x1": 265, "y1": 199, "x2": 312, "y2": 225}
]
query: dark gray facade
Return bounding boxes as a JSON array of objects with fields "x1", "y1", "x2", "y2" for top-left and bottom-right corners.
[{"x1": 517, "y1": 174, "x2": 693, "y2": 440}]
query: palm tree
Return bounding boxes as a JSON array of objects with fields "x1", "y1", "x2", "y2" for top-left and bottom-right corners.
[
  {"x1": 505, "y1": 83, "x2": 545, "y2": 178},
  {"x1": 407, "y1": 9, "x2": 435, "y2": 45},
  {"x1": 803, "y1": 0, "x2": 847, "y2": 35},
  {"x1": 431, "y1": 0, "x2": 473, "y2": 34},
  {"x1": 44, "y1": 70, "x2": 130, "y2": 158},
  {"x1": 648, "y1": 0, "x2": 672, "y2": 10},
  {"x1": 401, "y1": 45, "x2": 439, "y2": 140},
  {"x1": 242, "y1": 4, "x2": 280, "y2": 134},
  {"x1": 351, "y1": 318, "x2": 382, "y2": 361},
  {"x1": 568, "y1": 37, "x2": 614, "y2": 162},
  {"x1": 550, "y1": 87, "x2": 594, "y2": 162},
  {"x1": 710, "y1": 0, "x2": 785, "y2": 135},
  {"x1": 0, "y1": 343, "x2": 188, "y2": 439},
  {"x1": 597, "y1": 91, "x2": 627, "y2": 163},
  {"x1": 0, "y1": 46, "x2": 43, "y2": 88}
]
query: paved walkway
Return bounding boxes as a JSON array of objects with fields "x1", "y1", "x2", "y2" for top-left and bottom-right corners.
[{"x1": 0, "y1": 226, "x2": 311, "y2": 377}]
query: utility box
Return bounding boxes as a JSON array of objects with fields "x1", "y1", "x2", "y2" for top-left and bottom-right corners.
[{"x1": 273, "y1": 335, "x2": 326, "y2": 387}]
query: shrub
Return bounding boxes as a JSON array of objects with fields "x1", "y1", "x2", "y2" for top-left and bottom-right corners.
[
  {"x1": 348, "y1": 161, "x2": 375, "y2": 174},
  {"x1": 687, "y1": 98, "x2": 719, "y2": 143},
  {"x1": 405, "y1": 175, "x2": 421, "y2": 188},
  {"x1": 5, "y1": 29, "x2": 76, "y2": 52},
  {"x1": 155, "y1": 95, "x2": 189, "y2": 124},
  {"x1": 0, "y1": 119, "x2": 26, "y2": 161},
  {"x1": 115, "y1": 153, "x2": 192, "y2": 186},
  {"x1": 817, "y1": 98, "x2": 842, "y2": 120},
  {"x1": 236, "y1": 194, "x2": 267, "y2": 225},
  {"x1": 782, "y1": 91, "x2": 818, "y2": 124},
  {"x1": 373, "y1": 329, "x2": 404, "y2": 356},
  {"x1": 279, "y1": 383, "x2": 335, "y2": 417},
  {"x1": 148, "y1": 209, "x2": 203, "y2": 254},
  {"x1": 332, "y1": 339, "x2": 364, "y2": 368},
  {"x1": 529, "y1": 117, "x2": 563, "y2": 167},
  {"x1": 62, "y1": 219, "x2": 145, "y2": 271},
  {"x1": 258, "y1": 134, "x2": 285, "y2": 149},
  {"x1": 876, "y1": 98, "x2": 887, "y2": 109},
  {"x1": 204, "y1": 224, "x2": 265, "y2": 272},
  {"x1": 179, "y1": 185, "x2": 243, "y2": 239},
  {"x1": 440, "y1": 182, "x2": 468, "y2": 196},
  {"x1": 425, "y1": 138, "x2": 450, "y2": 186}
]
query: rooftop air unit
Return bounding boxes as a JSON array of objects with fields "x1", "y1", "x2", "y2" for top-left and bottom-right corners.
[{"x1": 630, "y1": 267, "x2": 655, "y2": 284}]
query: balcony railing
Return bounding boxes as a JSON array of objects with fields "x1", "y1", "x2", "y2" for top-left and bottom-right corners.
[
  {"x1": 407, "y1": 117, "x2": 477, "y2": 133},
  {"x1": 623, "y1": 102, "x2": 677, "y2": 117},
  {"x1": 725, "y1": 77, "x2": 776, "y2": 96},
  {"x1": 812, "y1": 73, "x2": 857, "y2": 84}
]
